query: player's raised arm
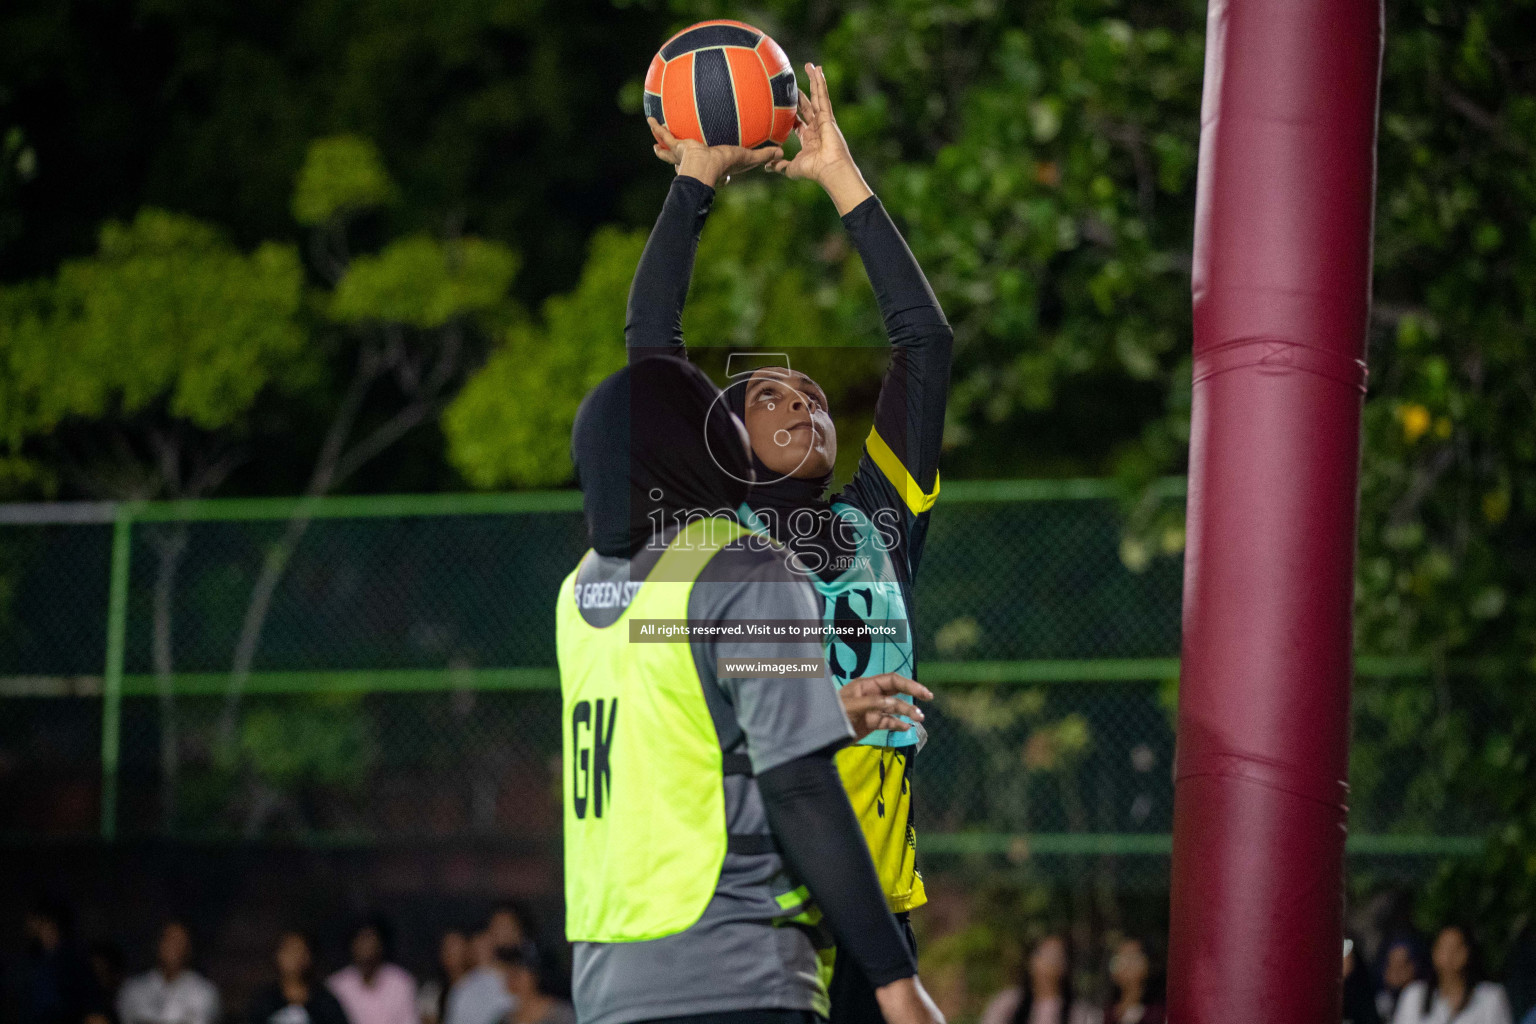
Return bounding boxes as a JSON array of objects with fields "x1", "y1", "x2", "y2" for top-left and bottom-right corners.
[
  {"x1": 625, "y1": 121, "x2": 781, "y2": 362},
  {"x1": 841, "y1": 171, "x2": 953, "y2": 576},
  {"x1": 773, "y1": 63, "x2": 954, "y2": 576}
]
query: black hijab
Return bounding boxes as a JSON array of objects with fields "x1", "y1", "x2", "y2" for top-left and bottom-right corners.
[{"x1": 572, "y1": 357, "x2": 752, "y2": 557}]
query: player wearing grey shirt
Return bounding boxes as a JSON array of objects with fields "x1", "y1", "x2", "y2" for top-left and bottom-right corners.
[
  {"x1": 563, "y1": 354, "x2": 943, "y2": 1024},
  {"x1": 570, "y1": 539, "x2": 853, "y2": 1024}
]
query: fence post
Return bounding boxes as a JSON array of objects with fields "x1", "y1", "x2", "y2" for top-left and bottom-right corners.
[{"x1": 100, "y1": 506, "x2": 134, "y2": 841}]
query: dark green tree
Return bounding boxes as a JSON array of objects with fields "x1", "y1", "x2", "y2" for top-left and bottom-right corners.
[
  {"x1": 453, "y1": 0, "x2": 1536, "y2": 952},
  {"x1": 0, "y1": 133, "x2": 520, "y2": 832}
]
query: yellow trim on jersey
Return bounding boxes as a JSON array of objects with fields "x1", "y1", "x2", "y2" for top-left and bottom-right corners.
[{"x1": 865, "y1": 428, "x2": 941, "y2": 515}]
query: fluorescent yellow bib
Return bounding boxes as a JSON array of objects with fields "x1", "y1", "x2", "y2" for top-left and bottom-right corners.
[{"x1": 557, "y1": 517, "x2": 751, "y2": 943}]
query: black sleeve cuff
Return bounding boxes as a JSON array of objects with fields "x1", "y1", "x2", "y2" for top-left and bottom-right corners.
[
  {"x1": 673, "y1": 174, "x2": 717, "y2": 205},
  {"x1": 840, "y1": 194, "x2": 884, "y2": 229}
]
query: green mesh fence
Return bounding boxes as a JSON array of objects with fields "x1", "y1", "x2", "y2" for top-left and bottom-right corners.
[{"x1": 0, "y1": 481, "x2": 1484, "y2": 883}]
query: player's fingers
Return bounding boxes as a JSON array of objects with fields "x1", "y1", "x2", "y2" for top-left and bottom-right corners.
[
  {"x1": 796, "y1": 91, "x2": 815, "y2": 130},
  {"x1": 845, "y1": 696, "x2": 919, "y2": 728},
  {"x1": 725, "y1": 151, "x2": 775, "y2": 177},
  {"x1": 857, "y1": 672, "x2": 934, "y2": 701},
  {"x1": 804, "y1": 63, "x2": 824, "y2": 120},
  {"x1": 814, "y1": 64, "x2": 834, "y2": 121},
  {"x1": 746, "y1": 146, "x2": 782, "y2": 168},
  {"x1": 723, "y1": 144, "x2": 763, "y2": 163},
  {"x1": 884, "y1": 674, "x2": 934, "y2": 701},
  {"x1": 840, "y1": 677, "x2": 880, "y2": 699},
  {"x1": 858, "y1": 695, "x2": 923, "y2": 721},
  {"x1": 843, "y1": 678, "x2": 892, "y2": 701},
  {"x1": 652, "y1": 144, "x2": 680, "y2": 165},
  {"x1": 855, "y1": 712, "x2": 911, "y2": 738},
  {"x1": 841, "y1": 694, "x2": 884, "y2": 716},
  {"x1": 771, "y1": 152, "x2": 805, "y2": 174},
  {"x1": 860, "y1": 710, "x2": 911, "y2": 733},
  {"x1": 648, "y1": 117, "x2": 681, "y2": 151}
]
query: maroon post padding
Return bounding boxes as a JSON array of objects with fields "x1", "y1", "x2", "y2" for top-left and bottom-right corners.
[{"x1": 1167, "y1": 2, "x2": 1383, "y2": 1021}]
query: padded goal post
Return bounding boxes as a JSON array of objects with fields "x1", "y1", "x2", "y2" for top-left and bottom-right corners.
[{"x1": 1168, "y1": 1, "x2": 1385, "y2": 1021}]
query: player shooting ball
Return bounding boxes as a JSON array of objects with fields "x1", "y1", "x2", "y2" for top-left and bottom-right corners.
[{"x1": 635, "y1": 53, "x2": 953, "y2": 1024}]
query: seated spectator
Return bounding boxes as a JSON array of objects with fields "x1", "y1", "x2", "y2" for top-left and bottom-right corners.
[
  {"x1": 117, "y1": 921, "x2": 220, "y2": 1024},
  {"x1": 1392, "y1": 926, "x2": 1512, "y2": 1024},
  {"x1": 981, "y1": 934, "x2": 1102, "y2": 1024},
  {"x1": 417, "y1": 928, "x2": 472, "y2": 1024},
  {"x1": 328, "y1": 919, "x2": 418, "y2": 1024},
  {"x1": 1378, "y1": 936, "x2": 1427, "y2": 1023},
  {"x1": 444, "y1": 907, "x2": 522, "y2": 1024},
  {"x1": 1104, "y1": 937, "x2": 1163, "y2": 1024},
  {"x1": 490, "y1": 945, "x2": 571, "y2": 1024},
  {"x1": 249, "y1": 932, "x2": 348, "y2": 1024},
  {"x1": 84, "y1": 940, "x2": 126, "y2": 1024},
  {"x1": 1344, "y1": 934, "x2": 1381, "y2": 1024},
  {"x1": 1507, "y1": 926, "x2": 1536, "y2": 1024},
  {"x1": 20, "y1": 899, "x2": 96, "y2": 1024}
]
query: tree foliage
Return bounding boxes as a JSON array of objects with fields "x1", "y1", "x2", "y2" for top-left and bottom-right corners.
[
  {"x1": 1355, "y1": 0, "x2": 1536, "y2": 955},
  {"x1": 0, "y1": 0, "x2": 668, "y2": 301},
  {"x1": 3, "y1": 0, "x2": 1536, "y2": 932},
  {"x1": 330, "y1": 235, "x2": 519, "y2": 328},
  {"x1": 445, "y1": 226, "x2": 640, "y2": 487},
  {"x1": 292, "y1": 135, "x2": 399, "y2": 228},
  {"x1": 0, "y1": 130, "x2": 522, "y2": 830},
  {"x1": 0, "y1": 210, "x2": 306, "y2": 492},
  {"x1": 452, "y1": 0, "x2": 1536, "y2": 949}
]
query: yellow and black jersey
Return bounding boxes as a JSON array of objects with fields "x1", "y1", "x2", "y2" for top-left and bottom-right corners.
[
  {"x1": 811, "y1": 193, "x2": 951, "y2": 911},
  {"x1": 622, "y1": 176, "x2": 952, "y2": 914},
  {"x1": 813, "y1": 420, "x2": 940, "y2": 910},
  {"x1": 835, "y1": 744, "x2": 925, "y2": 911}
]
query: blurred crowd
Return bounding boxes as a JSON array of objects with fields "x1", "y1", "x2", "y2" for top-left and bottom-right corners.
[
  {"x1": 970, "y1": 923, "x2": 1528, "y2": 1024},
  {"x1": 1340, "y1": 926, "x2": 1519, "y2": 1024},
  {"x1": 8, "y1": 897, "x2": 1534, "y2": 1024},
  {"x1": 6, "y1": 901, "x2": 571, "y2": 1024},
  {"x1": 979, "y1": 934, "x2": 1161, "y2": 1024}
]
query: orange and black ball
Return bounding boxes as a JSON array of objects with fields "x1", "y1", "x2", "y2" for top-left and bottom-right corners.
[{"x1": 644, "y1": 20, "x2": 798, "y2": 149}]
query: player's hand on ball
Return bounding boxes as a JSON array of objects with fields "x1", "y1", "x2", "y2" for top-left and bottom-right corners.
[
  {"x1": 766, "y1": 64, "x2": 852, "y2": 181},
  {"x1": 766, "y1": 64, "x2": 873, "y2": 214},
  {"x1": 648, "y1": 117, "x2": 780, "y2": 188},
  {"x1": 841, "y1": 672, "x2": 931, "y2": 741}
]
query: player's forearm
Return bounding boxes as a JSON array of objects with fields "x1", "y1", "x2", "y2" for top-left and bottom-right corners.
[
  {"x1": 626, "y1": 175, "x2": 714, "y2": 361},
  {"x1": 846, "y1": 197, "x2": 952, "y2": 501},
  {"x1": 757, "y1": 748, "x2": 917, "y2": 987},
  {"x1": 842, "y1": 196, "x2": 951, "y2": 349}
]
